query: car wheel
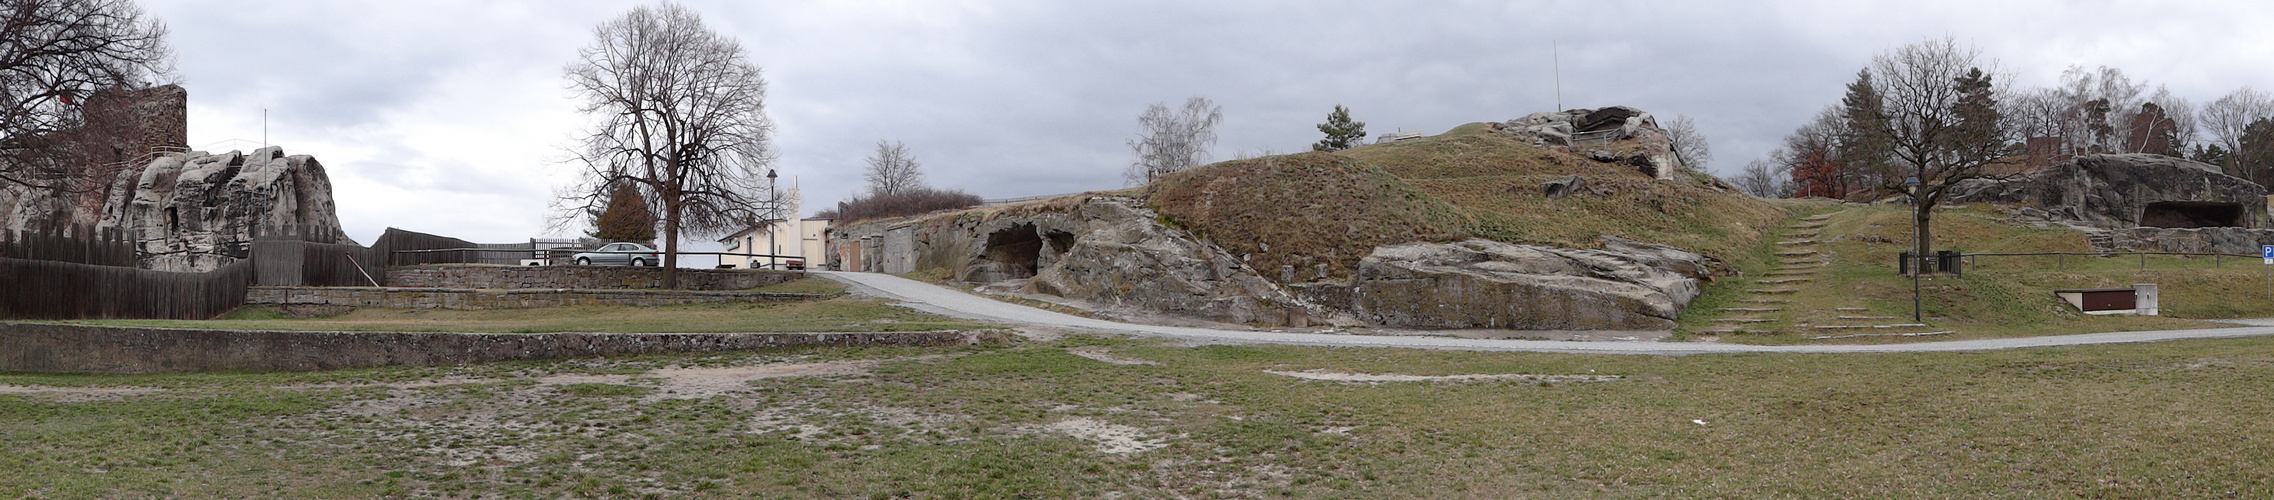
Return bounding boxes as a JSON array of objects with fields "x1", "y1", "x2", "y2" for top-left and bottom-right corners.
[
  {"x1": 632, "y1": 258, "x2": 647, "y2": 267},
  {"x1": 576, "y1": 257, "x2": 591, "y2": 266}
]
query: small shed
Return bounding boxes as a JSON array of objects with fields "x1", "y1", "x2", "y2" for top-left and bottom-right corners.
[{"x1": 2053, "y1": 283, "x2": 2159, "y2": 316}]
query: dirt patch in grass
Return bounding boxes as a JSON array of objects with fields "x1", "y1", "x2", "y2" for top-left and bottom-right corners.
[
  {"x1": 0, "y1": 384, "x2": 165, "y2": 401},
  {"x1": 1038, "y1": 417, "x2": 1167, "y2": 455},
  {"x1": 1065, "y1": 346, "x2": 1158, "y2": 365},
  {"x1": 1262, "y1": 369, "x2": 1626, "y2": 383}
]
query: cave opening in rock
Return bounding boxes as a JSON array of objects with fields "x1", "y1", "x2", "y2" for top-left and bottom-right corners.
[
  {"x1": 2140, "y1": 201, "x2": 2243, "y2": 228},
  {"x1": 982, "y1": 224, "x2": 1044, "y2": 280}
]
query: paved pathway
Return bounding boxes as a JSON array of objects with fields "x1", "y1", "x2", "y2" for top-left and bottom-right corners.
[{"x1": 818, "y1": 271, "x2": 2274, "y2": 355}]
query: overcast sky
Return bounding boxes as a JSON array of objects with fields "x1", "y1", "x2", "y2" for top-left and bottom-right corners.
[{"x1": 144, "y1": 0, "x2": 2274, "y2": 250}]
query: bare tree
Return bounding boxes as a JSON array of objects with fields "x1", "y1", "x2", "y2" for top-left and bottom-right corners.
[
  {"x1": 863, "y1": 140, "x2": 922, "y2": 197},
  {"x1": 1864, "y1": 36, "x2": 2010, "y2": 266},
  {"x1": 2202, "y1": 87, "x2": 2273, "y2": 154},
  {"x1": 1780, "y1": 106, "x2": 1850, "y2": 198},
  {"x1": 1728, "y1": 159, "x2": 1789, "y2": 198},
  {"x1": 557, "y1": 2, "x2": 776, "y2": 288},
  {"x1": 1126, "y1": 96, "x2": 1222, "y2": 185},
  {"x1": 0, "y1": 0, "x2": 174, "y2": 189},
  {"x1": 1664, "y1": 115, "x2": 1711, "y2": 171}
]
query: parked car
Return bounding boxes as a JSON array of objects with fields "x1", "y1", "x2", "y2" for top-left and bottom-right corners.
[{"x1": 572, "y1": 242, "x2": 660, "y2": 266}]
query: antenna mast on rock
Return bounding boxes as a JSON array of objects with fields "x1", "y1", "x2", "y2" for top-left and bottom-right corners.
[{"x1": 1553, "y1": 41, "x2": 1563, "y2": 111}]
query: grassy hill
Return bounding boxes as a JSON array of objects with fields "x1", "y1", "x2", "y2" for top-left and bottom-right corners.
[{"x1": 1143, "y1": 122, "x2": 1789, "y2": 280}]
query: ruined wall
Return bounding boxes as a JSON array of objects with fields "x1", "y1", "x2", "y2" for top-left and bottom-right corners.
[
  {"x1": 247, "y1": 286, "x2": 822, "y2": 310},
  {"x1": 0, "y1": 322, "x2": 998, "y2": 374},
  {"x1": 385, "y1": 264, "x2": 800, "y2": 291}
]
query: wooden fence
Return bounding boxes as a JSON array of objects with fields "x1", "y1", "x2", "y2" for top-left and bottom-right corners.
[
  {"x1": 0, "y1": 225, "x2": 134, "y2": 266},
  {"x1": 250, "y1": 240, "x2": 386, "y2": 287},
  {"x1": 372, "y1": 227, "x2": 481, "y2": 266},
  {"x1": 0, "y1": 257, "x2": 251, "y2": 320}
]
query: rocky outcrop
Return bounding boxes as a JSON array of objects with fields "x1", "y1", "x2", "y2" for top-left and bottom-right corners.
[
  {"x1": 2100, "y1": 227, "x2": 2274, "y2": 255},
  {"x1": 1948, "y1": 154, "x2": 2266, "y2": 229},
  {"x1": 97, "y1": 147, "x2": 350, "y2": 271},
  {"x1": 1495, "y1": 106, "x2": 1687, "y2": 179},
  {"x1": 1317, "y1": 237, "x2": 1717, "y2": 330},
  {"x1": 828, "y1": 196, "x2": 1311, "y2": 325}
]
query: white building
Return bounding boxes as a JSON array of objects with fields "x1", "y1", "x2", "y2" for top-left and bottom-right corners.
[{"x1": 719, "y1": 217, "x2": 832, "y2": 270}]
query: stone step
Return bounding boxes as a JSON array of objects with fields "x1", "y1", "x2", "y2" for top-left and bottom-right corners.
[
  {"x1": 1775, "y1": 250, "x2": 1819, "y2": 257},
  {"x1": 1810, "y1": 331, "x2": 1954, "y2": 340},
  {"x1": 1777, "y1": 240, "x2": 1818, "y2": 246},
  {"x1": 1737, "y1": 299, "x2": 1793, "y2": 304},
  {"x1": 1699, "y1": 329, "x2": 1778, "y2": 335},
  {"x1": 1756, "y1": 278, "x2": 1814, "y2": 285},
  {"x1": 1835, "y1": 307, "x2": 1869, "y2": 311},
  {"x1": 1812, "y1": 323, "x2": 1930, "y2": 330},
  {"x1": 1784, "y1": 232, "x2": 1821, "y2": 238},
  {"x1": 1756, "y1": 288, "x2": 1802, "y2": 294},
  {"x1": 1764, "y1": 270, "x2": 1817, "y2": 277},
  {"x1": 1836, "y1": 315, "x2": 1897, "y2": 320},
  {"x1": 1715, "y1": 318, "x2": 1774, "y2": 323},
  {"x1": 1800, "y1": 215, "x2": 1833, "y2": 221},
  {"x1": 1720, "y1": 307, "x2": 1782, "y2": 312}
]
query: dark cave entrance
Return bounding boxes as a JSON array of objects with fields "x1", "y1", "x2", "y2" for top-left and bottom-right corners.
[
  {"x1": 2140, "y1": 201, "x2": 2243, "y2": 228},
  {"x1": 982, "y1": 224, "x2": 1045, "y2": 280}
]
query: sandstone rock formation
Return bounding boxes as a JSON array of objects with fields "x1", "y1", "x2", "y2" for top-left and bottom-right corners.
[
  {"x1": 828, "y1": 196, "x2": 1311, "y2": 325},
  {"x1": 1496, "y1": 106, "x2": 1687, "y2": 179},
  {"x1": 1949, "y1": 153, "x2": 2266, "y2": 229},
  {"x1": 1309, "y1": 236, "x2": 1717, "y2": 331},
  {"x1": 97, "y1": 147, "x2": 351, "y2": 271}
]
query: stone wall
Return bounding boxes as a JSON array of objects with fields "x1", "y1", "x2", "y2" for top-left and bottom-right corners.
[
  {"x1": 385, "y1": 264, "x2": 799, "y2": 290},
  {"x1": 0, "y1": 321, "x2": 1002, "y2": 374},
  {"x1": 247, "y1": 286, "x2": 824, "y2": 310}
]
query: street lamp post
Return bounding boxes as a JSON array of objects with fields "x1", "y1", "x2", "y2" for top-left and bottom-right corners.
[
  {"x1": 766, "y1": 169, "x2": 779, "y2": 271},
  {"x1": 1906, "y1": 175, "x2": 1922, "y2": 323}
]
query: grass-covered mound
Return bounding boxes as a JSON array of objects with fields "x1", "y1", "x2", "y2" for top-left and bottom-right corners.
[
  {"x1": 1144, "y1": 123, "x2": 1789, "y2": 279},
  {"x1": 1143, "y1": 152, "x2": 1469, "y2": 280}
]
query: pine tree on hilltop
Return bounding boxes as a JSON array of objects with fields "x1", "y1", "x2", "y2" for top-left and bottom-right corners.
[{"x1": 1313, "y1": 105, "x2": 1367, "y2": 152}]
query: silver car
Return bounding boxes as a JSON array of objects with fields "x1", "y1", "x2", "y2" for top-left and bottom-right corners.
[{"x1": 572, "y1": 242, "x2": 660, "y2": 266}]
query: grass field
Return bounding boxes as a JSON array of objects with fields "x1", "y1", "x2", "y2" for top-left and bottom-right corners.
[
  {"x1": 5, "y1": 333, "x2": 2274, "y2": 498},
  {"x1": 1678, "y1": 202, "x2": 2274, "y2": 344}
]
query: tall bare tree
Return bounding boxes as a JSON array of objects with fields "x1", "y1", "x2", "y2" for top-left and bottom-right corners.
[
  {"x1": 1663, "y1": 114, "x2": 1711, "y2": 170},
  {"x1": 1729, "y1": 159, "x2": 1789, "y2": 198},
  {"x1": 0, "y1": 0, "x2": 173, "y2": 189},
  {"x1": 862, "y1": 140, "x2": 922, "y2": 197},
  {"x1": 1865, "y1": 36, "x2": 2009, "y2": 265},
  {"x1": 2202, "y1": 87, "x2": 2273, "y2": 154},
  {"x1": 558, "y1": 2, "x2": 776, "y2": 288},
  {"x1": 1125, "y1": 96, "x2": 1221, "y2": 185}
]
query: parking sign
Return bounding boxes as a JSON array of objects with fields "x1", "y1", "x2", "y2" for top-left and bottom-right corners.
[{"x1": 2263, "y1": 245, "x2": 2273, "y2": 264}]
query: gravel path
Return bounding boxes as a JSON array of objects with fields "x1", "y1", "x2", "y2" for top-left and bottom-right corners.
[{"x1": 817, "y1": 271, "x2": 2274, "y2": 355}]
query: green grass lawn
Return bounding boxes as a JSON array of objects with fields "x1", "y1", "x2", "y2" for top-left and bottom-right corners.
[
  {"x1": 1680, "y1": 203, "x2": 2274, "y2": 344},
  {"x1": 5, "y1": 334, "x2": 2274, "y2": 497}
]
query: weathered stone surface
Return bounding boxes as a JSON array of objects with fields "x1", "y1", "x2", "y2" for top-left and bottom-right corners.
[
  {"x1": 828, "y1": 196, "x2": 1311, "y2": 325},
  {"x1": 246, "y1": 285, "x2": 822, "y2": 310},
  {"x1": 386, "y1": 264, "x2": 799, "y2": 291},
  {"x1": 92, "y1": 146, "x2": 350, "y2": 271},
  {"x1": 0, "y1": 321, "x2": 998, "y2": 374},
  {"x1": 1948, "y1": 154, "x2": 2266, "y2": 229},
  {"x1": 1343, "y1": 237, "x2": 1718, "y2": 330},
  {"x1": 2101, "y1": 227, "x2": 2274, "y2": 255},
  {"x1": 1497, "y1": 106, "x2": 1687, "y2": 180}
]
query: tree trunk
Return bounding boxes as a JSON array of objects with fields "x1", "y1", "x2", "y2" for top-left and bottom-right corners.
[
  {"x1": 1914, "y1": 200, "x2": 1933, "y2": 273},
  {"x1": 662, "y1": 198, "x2": 681, "y2": 289}
]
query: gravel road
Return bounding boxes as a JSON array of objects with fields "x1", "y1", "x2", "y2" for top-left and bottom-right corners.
[{"x1": 818, "y1": 271, "x2": 2274, "y2": 355}]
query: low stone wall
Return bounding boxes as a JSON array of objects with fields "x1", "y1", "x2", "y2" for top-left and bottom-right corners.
[
  {"x1": 0, "y1": 322, "x2": 1004, "y2": 374},
  {"x1": 247, "y1": 286, "x2": 824, "y2": 310},
  {"x1": 385, "y1": 264, "x2": 799, "y2": 291}
]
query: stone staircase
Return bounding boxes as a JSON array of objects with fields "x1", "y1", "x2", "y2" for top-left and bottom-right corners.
[
  {"x1": 1696, "y1": 214, "x2": 1833, "y2": 336},
  {"x1": 1696, "y1": 211, "x2": 1955, "y2": 340}
]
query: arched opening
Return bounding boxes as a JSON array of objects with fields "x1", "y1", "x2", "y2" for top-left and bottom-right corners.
[
  {"x1": 2140, "y1": 201, "x2": 2243, "y2": 228},
  {"x1": 981, "y1": 224, "x2": 1044, "y2": 280}
]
